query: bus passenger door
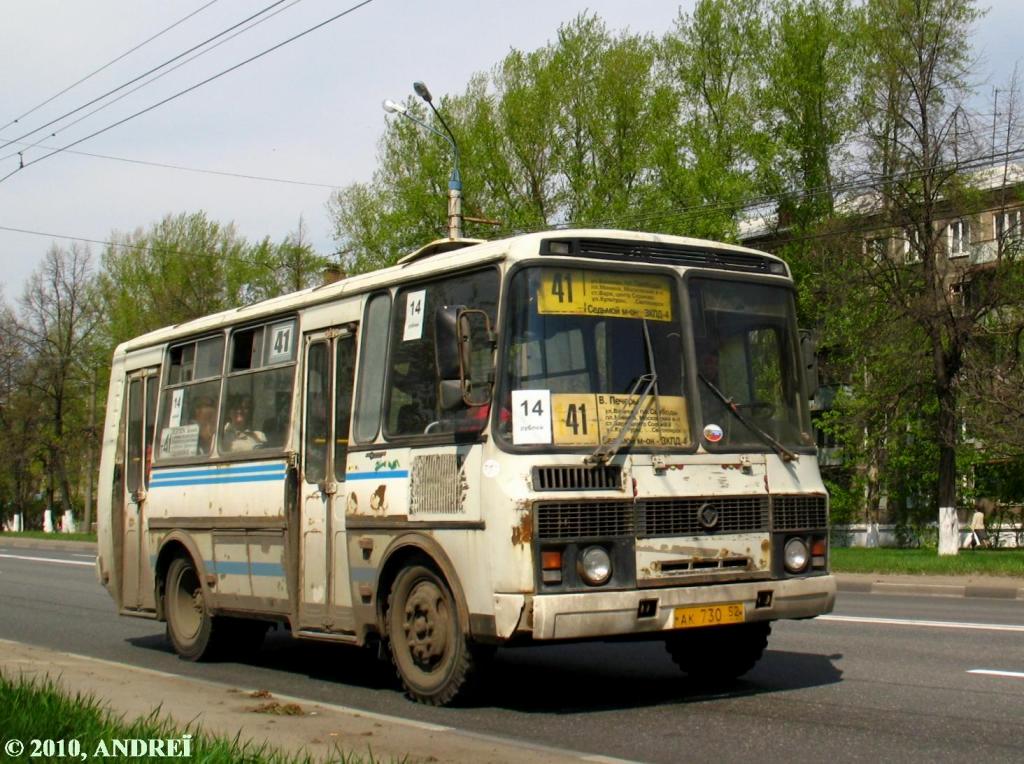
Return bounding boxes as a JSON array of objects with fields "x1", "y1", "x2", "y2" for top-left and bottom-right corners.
[
  {"x1": 299, "y1": 328, "x2": 357, "y2": 632},
  {"x1": 121, "y1": 367, "x2": 159, "y2": 611}
]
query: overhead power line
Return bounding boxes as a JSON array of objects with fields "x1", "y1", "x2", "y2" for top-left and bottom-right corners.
[
  {"x1": 0, "y1": 1, "x2": 221, "y2": 133},
  {"x1": 0, "y1": 0, "x2": 289, "y2": 154},
  {"x1": 0, "y1": 139, "x2": 340, "y2": 190},
  {"x1": 9, "y1": 0, "x2": 309, "y2": 161},
  {"x1": 0, "y1": 0, "x2": 377, "y2": 185},
  {"x1": 0, "y1": 223, "x2": 290, "y2": 269}
]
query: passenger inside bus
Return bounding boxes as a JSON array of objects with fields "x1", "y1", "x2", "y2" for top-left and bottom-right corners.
[
  {"x1": 222, "y1": 394, "x2": 267, "y2": 451},
  {"x1": 191, "y1": 395, "x2": 218, "y2": 455}
]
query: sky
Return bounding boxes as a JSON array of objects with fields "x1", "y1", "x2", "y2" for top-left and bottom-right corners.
[{"x1": 1, "y1": 0, "x2": 1021, "y2": 302}]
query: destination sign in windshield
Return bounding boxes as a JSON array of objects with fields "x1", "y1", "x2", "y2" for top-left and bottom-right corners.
[{"x1": 536, "y1": 269, "x2": 674, "y2": 321}]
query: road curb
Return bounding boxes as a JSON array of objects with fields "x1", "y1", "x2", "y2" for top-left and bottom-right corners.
[
  {"x1": 0, "y1": 536, "x2": 97, "y2": 553},
  {"x1": 836, "y1": 576, "x2": 1024, "y2": 600}
]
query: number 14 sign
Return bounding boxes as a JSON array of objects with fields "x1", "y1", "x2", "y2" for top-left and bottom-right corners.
[{"x1": 511, "y1": 390, "x2": 552, "y2": 445}]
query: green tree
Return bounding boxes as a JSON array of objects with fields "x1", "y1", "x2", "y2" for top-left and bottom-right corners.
[
  {"x1": 0, "y1": 298, "x2": 43, "y2": 526},
  {"x1": 18, "y1": 244, "x2": 100, "y2": 521},
  {"x1": 97, "y1": 211, "x2": 256, "y2": 347},
  {"x1": 659, "y1": 0, "x2": 769, "y2": 240},
  {"x1": 764, "y1": 0, "x2": 861, "y2": 230},
  {"x1": 327, "y1": 15, "x2": 670, "y2": 269},
  {"x1": 850, "y1": 0, "x2": 1010, "y2": 554},
  {"x1": 246, "y1": 217, "x2": 333, "y2": 301}
]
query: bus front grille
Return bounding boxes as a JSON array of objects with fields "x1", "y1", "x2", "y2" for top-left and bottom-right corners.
[
  {"x1": 532, "y1": 465, "x2": 622, "y2": 491},
  {"x1": 772, "y1": 495, "x2": 828, "y2": 530},
  {"x1": 535, "y1": 500, "x2": 634, "y2": 539},
  {"x1": 637, "y1": 497, "x2": 769, "y2": 537}
]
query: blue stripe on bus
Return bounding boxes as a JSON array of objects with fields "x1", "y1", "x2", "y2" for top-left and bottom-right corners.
[
  {"x1": 149, "y1": 473, "x2": 284, "y2": 485},
  {"x1": 205, "y1": 560, "x2": 284, "y2": 577},
  {"x1": 152, "y1": 463, "x2": 284, "y2": 480},
  {"x1": 150, "y1": 464, "x2": 286, "y2": 487},
  {"x1": 346, "y1": 470, "x2": 409, "y2": 480}
]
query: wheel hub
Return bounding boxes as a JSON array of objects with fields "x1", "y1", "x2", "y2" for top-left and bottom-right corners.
[{"x1": 402, "y1": 581, "x2": 449, "y2": 669}]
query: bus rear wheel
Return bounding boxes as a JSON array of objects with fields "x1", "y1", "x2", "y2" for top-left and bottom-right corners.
[
  {"x1": 165, "y1": 556, "x2": 225, "y2": 661},
  {"x1": 386, "y1": 564, "x2": 476, "y2": 706},
  {"x1": 666, "y1": 621, "x2": 771, "y2": 683}
]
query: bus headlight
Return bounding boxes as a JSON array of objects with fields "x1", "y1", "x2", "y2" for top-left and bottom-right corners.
[
  {"x1": 578, "y1": 545, "x2": 612, "y2": 586},
  {"x1": 784, "y1": 537, "x2": 810, "y2": 573}
]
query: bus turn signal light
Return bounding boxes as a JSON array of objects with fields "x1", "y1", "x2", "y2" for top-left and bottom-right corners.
[{"x1": 541, "y1": 550, "x2": 562, "y2": 570}]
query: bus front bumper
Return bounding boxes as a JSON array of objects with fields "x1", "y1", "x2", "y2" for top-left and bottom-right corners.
[{"x1": 514, "y1": 574, "x2": 835, "y2": 641}]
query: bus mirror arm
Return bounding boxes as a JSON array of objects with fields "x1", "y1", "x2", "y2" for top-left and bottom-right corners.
[
  {"x1": 799, "y1": 329, "x2": 819, "y2": 400},
  {"x1": 435, "y1": 306, "x2": 495, "y2": 411}
]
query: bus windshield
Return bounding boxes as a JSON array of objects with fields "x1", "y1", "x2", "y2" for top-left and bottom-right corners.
[
  {"x1": 689, "y1": 277, "x2": 813, "y2": 451},
  {"x1": 499, "y1": 266, "x2": 689, "y2": 449}
]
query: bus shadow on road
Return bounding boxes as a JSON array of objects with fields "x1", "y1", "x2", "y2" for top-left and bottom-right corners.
[
  {"x1": 473, "y1": 642, "x2": 844, "y2": 713},
  {"x1": 127, "y1": 629, "x2": 399, "y2": 692},
  {"x1": 126, "y1": 631, "x2": 842, "y2": 712}
]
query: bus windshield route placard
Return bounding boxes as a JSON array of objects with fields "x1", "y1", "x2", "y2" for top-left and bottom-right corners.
[{"x1": 536, "y1": 269, "x2": 673, "y2": 321}]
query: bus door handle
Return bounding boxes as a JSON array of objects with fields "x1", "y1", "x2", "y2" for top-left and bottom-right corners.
[
  {"x1": 317, "y1": 481, "x2": 338, "y2": 497},
  {"x1": 130, "y1": 489, "x2": 147, "y2": 506}
]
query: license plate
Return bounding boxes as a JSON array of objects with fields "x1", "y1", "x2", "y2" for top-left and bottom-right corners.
[{"x1": 673, "y1": 602, "x2": 746, "y2": 629}]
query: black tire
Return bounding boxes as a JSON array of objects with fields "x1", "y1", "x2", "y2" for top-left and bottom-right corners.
[
  {"x1": 386, "y1": 564, "x2": 478, "y2": 705},
  {"x1": 666, "y1": 621, "x2": 771, "y2": 683},
  {"x1": 164, "y1": 556, "x2": 227, "y2": 661}
]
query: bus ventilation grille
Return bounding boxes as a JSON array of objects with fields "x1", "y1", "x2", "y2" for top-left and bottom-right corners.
[
  {"x1": 637, "y1": 496, "x2": 770, "y2": 537},
  {"x1": 771, "y1": 495, "x2": 828, "y2": 530},
  {"x1": 535, "y1": 501, "x2": 634, "y2": 539},
  {"x1": 543, "y1": 238, "x2": 772, "y2": 274},
  {"x1": 532, "y1": 465, "x2": 622, "y2": 492}
]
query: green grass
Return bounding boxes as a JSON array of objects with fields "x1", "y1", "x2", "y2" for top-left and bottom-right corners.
[
  {"x1": 0, "y1": 673, "x2": 390, "y2": 764},
  {"x1": 830, "y1": 546, "x2": 1024, "y2": 577},
  {"x1": 0, "y1": 530, "x2": 97, "y2": 543}
]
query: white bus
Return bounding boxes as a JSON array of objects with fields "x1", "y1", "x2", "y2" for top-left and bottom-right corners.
[{"x1": 97, "y1": 230, "x2": 835, "y2": 705}]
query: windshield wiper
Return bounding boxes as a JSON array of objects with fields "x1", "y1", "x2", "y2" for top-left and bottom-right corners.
[
  {"x1": 697, "y1": 374, "x2": 798, "y2": 462},
  {"x1": 586, "y1": 321, "x2": 661, "y2": 465}
]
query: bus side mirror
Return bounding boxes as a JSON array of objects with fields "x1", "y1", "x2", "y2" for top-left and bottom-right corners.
[
  {"x1": 435, "y1": 306, "x2": 494, "y2": 410},
  {"x1": 799, "y1": 329, "x2": 819, "y2": 400}
]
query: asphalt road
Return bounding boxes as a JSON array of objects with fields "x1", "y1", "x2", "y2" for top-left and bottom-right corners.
[{"x1": 2, "y1": 544, "x2": 1023, "y2": 763}]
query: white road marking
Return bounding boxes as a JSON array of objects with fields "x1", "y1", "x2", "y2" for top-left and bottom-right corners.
[
  {"x1": 968, "y1": 669, "x2": 1024, "y2": 679},
  {"x1": 0, "y1": 553, "x2": 94, "y2": 567},
  {"x1": 72, "y1": 553, "x2": 96, "y2": 558},
  {"x1": 821, "y1": 614, "x2": 1024, "y2": 633}
]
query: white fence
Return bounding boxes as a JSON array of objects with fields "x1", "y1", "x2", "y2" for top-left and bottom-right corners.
[{"x1": 833, "y1": 523, "x2": 1022, "y2": 548}]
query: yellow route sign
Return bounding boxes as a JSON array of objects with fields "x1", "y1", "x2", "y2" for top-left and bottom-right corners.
[
  {"x1": 551, "y1": 393, "x2": 689, "y2": 446},
  {"x1": 537, "y1": 269, "x2": 674, "y2": 322}
]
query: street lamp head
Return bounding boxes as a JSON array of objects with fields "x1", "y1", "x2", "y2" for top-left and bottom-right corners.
[
  {"x1": 413, "y1": 81, "x2": 433, "y2": 103},
  {"x1": 382, "y1": 99, "x2": 406, "y2": 115}
]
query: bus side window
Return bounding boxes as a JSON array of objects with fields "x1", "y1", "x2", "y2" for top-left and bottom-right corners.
[
  {"x1": 155, "y1": 335, "x2": 224, "y2": 460},
  {"x1": 334, "y1": 334, "x2": 357, "y2": 481},
  {"x1": 354, "y1": 293, "x2": 391, "y2": 443},
  {"x1": 385, "y1": 270, "x2": 498, "y2": 437}
]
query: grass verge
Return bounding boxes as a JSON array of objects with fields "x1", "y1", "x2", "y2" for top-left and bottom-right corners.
[
  {"x1": 830, "y1": 546, "x2": 1024, "y2": 577},
  {"x1": 0, "y1": 672, "x2": 388, "y2": 763},
  {"x1": 0, "y1": 530, "x2": 97, "y2": 543}
]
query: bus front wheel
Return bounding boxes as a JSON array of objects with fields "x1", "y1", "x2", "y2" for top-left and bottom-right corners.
[
  {"x1": 386, "y1": 564, "x2": 477, "y2": 705},
  {"x1": 666, "y1": 621, "x2": 771, "y2": 683},
  {"x1": 165, "y1": 556, "x2": 223, "y2": 661}
]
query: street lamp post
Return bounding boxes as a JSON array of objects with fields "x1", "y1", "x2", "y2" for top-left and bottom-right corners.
[{"x1": 382, "y1": 81, "x2": 463, "y2": 239}]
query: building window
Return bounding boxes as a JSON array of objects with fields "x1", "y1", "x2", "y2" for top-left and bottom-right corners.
[
  {"x1": 864, "y1": 236, "x2": 887, "y2": 262},
  {"x1": 903, "y1": 228, "x2": 921, "y2": 263},
  {"x1": 947, "y1": 219, "x2": 968, "y2": 258},
  {"x1": 996, "y1": 209, "x2": 1022, "y2": 243},
  {"x1": 949, "y1": 281, "x2": 967, "y2": 312}
]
